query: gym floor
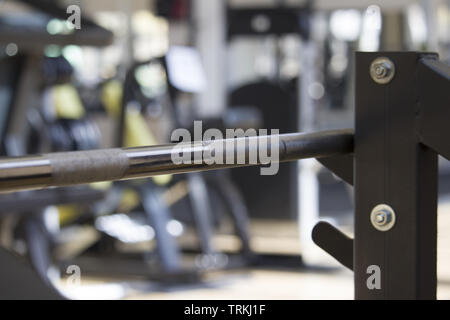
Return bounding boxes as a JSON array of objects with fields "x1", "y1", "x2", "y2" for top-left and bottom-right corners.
[{"x1": 57, "y1": 198, "x2": 450, "y2": 300}]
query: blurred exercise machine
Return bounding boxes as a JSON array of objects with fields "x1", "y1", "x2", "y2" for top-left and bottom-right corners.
[
  {"x1": 64, "y1": 54, "x2": 253, "y2": 281},
  {"x1": 226, "y1": 1, "x2": 311, "y2": 221},
  {"x1": 0, "y1": 0, "x2": 113, "y2": 298}
]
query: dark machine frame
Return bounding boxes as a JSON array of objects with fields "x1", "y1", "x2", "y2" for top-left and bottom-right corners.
[{"x1": 314, "y1": 52, "x2": 450, "y2": 299}]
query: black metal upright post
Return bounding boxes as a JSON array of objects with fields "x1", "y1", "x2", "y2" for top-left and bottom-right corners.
[{"x1": 354, "y1": 52, "x2": 439, "y2": 299}]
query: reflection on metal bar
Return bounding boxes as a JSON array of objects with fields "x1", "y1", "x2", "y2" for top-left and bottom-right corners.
[{"x1": 0, "y1": 129, "x2": 353, "y2": 193}]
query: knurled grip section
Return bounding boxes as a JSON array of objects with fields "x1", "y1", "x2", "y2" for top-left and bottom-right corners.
[{"x1": 46, "y1": 149, "x2": 129, "y2": 186}]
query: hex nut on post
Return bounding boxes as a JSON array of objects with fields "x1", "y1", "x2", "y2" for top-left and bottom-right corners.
[
  {"x1": 370, "y1": 57, "x2": 395, "y2": 84},
  {"x1": 370, "y1": 204, "x2": 396, "y2": 232}
]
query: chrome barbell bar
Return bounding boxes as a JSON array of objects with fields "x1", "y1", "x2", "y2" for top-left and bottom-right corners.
[{"x1": 0, "y1": 129, "x2": 353, "y2": 193}]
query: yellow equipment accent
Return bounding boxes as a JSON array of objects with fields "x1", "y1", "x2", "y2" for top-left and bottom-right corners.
[
  {"x1": 125, "y1": 109, "x2": 172, "y2": 185},
  {"x1": 101, "y1": 80, "x2": 123, "y2": 118},
  {"x1": 52, "y1": 84, "x2": 85, "y2": 119}
]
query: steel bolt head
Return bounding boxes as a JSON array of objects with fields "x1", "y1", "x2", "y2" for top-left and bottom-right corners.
[
  {"x1": 374, "y1": 65, "x2": 386, "y2": 77},
  {"x1": 374, "y1": 212, "x2": 387, "y2": 224},
  {"x1": 370, "y1": 57, "x2": 395, "y2": 84},
  {"x1": 370, "y1": 204, "x2": 396, "y2": 231}
]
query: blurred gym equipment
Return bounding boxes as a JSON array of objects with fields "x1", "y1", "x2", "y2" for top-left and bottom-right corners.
[
  {"x1": 226, "y1": 1, "x2": 310, "y2": 221},
  {"x1": 0, "y1": 0, "x2": 113, "y2": 297},
  {"x1": 65, "y1": 53, "x2": 254, "y2": 281}
]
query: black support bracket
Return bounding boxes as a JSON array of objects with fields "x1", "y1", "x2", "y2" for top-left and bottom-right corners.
[
  {"x1": 418, "y1": 58, "x2": 450, "y2": 160},
  {"x1": 354, "y1": 52, "x2": 440, "y2": 299},
  {"x1": 314, "y1": 52, "x2": 450, "y2": 300},
  {"x1": 317, "y1": 154, "x2": 354, "y2": 185},
  {"x1": 312, "y1": 222, "x2": 353, "y2": 270}
]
